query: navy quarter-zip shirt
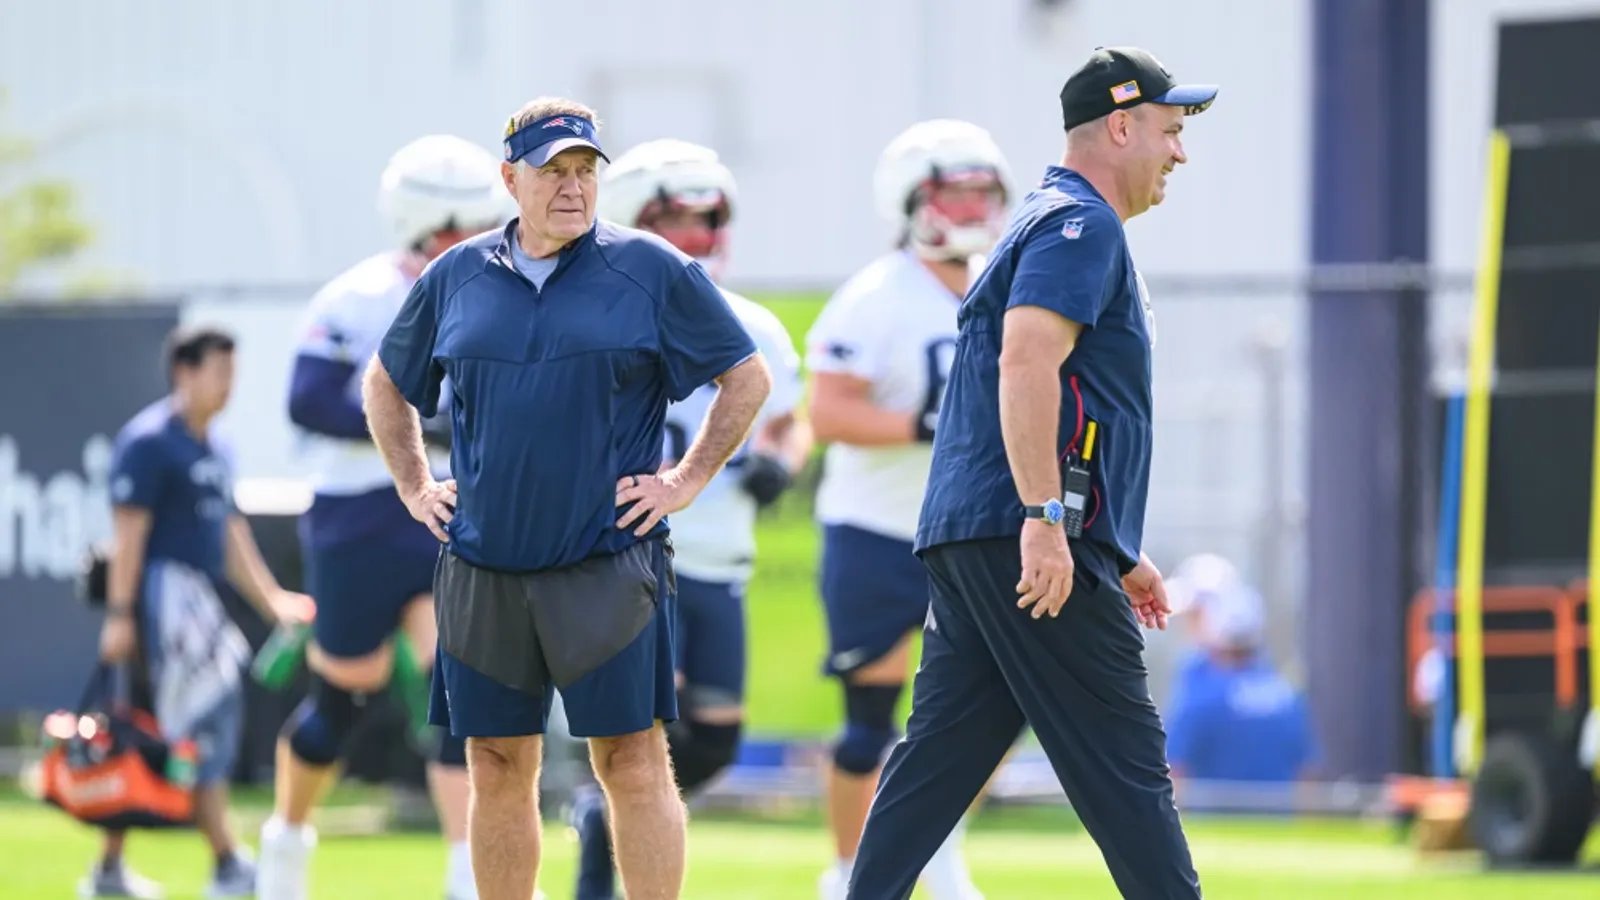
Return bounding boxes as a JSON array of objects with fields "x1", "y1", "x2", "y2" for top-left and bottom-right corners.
[
  {"x1": 378, "y1": 219, "x2": 757, "y2": 572},
  {"x1": 916, "y1": 167, "x2": 1154, "y2": 580}
]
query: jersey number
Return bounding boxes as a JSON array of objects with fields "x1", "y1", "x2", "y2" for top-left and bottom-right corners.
[{"x1": 917, "y1": 338, "x2": 958, "y2": 426}]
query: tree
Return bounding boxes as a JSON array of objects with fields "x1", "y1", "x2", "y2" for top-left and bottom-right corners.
[{"x1": 0, "y1": 90, "x2": 93, "y2": 299}]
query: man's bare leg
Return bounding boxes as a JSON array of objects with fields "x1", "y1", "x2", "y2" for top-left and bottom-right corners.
[
  {"x1": 826, "y1": 636, "x2": 912, "y2": 863},
  {"x1": 466, "y1": 735, "x2": 542, "y2": 900},
  {"x1": 590, "y1": 724, "x2": 685, "y2": 900},
  {"x1": 194, "y1": 782, "x2": 240, "y2": 859}
]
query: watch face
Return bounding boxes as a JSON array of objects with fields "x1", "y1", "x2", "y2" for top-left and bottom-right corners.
[{"x1": 1044, "y1": 498, "x2": 1065, "y2": 525}]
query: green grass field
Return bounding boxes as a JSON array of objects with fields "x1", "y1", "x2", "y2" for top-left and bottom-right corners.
[{"x1": 3, "y1": 789, "x2": 1597, "y2": 899}]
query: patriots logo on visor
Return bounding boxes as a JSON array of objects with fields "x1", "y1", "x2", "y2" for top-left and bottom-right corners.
[{"x1": 543, "y1": 117, "x2": 584, "y2": 135}]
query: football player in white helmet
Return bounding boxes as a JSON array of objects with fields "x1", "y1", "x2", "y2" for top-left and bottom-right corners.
[
  {"x1": 805, "y1": 119, "x2": 1012, "y2": 900},
  {"x1": 258, "y1": 135, "x2": 514, "y2": 900},
  {"x1": 559, "y1": 138, "x2": 811, "y2": 900}
]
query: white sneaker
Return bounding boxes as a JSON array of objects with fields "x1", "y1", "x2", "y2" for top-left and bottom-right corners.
[{"x1": 257, "y1": 817, "x2": 317, "y2": 900}]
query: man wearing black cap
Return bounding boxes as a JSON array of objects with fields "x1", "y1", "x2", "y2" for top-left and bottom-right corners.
[
  {"x1": 363, "y1": 95, "x2": 772, "y2": 900},
  {"x1": 847, "y1": 48, "x2": 1218, "y2": 899}
]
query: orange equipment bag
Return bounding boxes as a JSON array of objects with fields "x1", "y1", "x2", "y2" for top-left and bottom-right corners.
[{"x1": 38, "y1": 665, "x2": 197, "y2": 829}]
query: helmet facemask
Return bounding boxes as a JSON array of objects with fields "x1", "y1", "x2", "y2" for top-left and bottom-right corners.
[
  {"x1": 636, "y1": 185, "x2": 733, "y2": 279},
  {"x1": 905, "y1": 167, "x2": 1007, "y2": 263}
]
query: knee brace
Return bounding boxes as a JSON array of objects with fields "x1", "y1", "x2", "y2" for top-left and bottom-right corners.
[
  {"x1": 832, "y1": 683, "x2": 902, "y2": 775},
  {"x1": 667, "y1": 719, "x2": 742, "y2": 794},
  {"x1": 282, "y1": 676, "x2": 368, "y2": 766}
]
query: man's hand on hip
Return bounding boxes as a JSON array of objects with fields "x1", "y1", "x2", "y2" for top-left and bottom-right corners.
[
  {"x1": 1121, "y1": 553, "x2": 1171, "y2": 630},
  {"x1": 1016, "y1": 519, "x2": 1074, "y2": 619},
  {"x1": 402, "y1": 478, "x2": 457, "y2": 542},
  {"x1": 615, "y1": 468, "x2": 701, "y2": 537}
]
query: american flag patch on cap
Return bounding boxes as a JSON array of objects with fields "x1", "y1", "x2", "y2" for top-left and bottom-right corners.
[{"x1": 1110, "y1": 80, "x2": 1142, "y2": 103}]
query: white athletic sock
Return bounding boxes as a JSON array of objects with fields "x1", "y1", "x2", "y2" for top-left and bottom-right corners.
[
  {"x1": 257, "y1": 816, "x2": 316, "y2": 900},
  {"x1": 819, "y1": 858, "x2": 853, "y2": 900},
  {"x1": 921, "y1": 817, "x2": 982, "y2": 900},
  {"x1": 446, "y1": 840, "x2": 477, "y2": 900}
]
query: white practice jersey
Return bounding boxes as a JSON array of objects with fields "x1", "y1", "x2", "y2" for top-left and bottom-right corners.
[
  {"x1": 666, "y1": 290, "x2": 802, "y2": 583},
  {"x1": 807, "y1": 250, "x2": 960, "y2": 541},
  {"x1": 293, "y1": 252, "x2": 450, "y2": 495}
]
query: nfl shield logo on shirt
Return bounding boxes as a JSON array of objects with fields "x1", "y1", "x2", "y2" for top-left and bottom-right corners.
[{"x1": 1062, "y1": 218, "x2": 1085, "y2": 240}]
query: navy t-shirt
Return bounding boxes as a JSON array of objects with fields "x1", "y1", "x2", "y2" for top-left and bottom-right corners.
[
  {"x1": 377, "y1": 219, "x2": 757, "y2": 573},
  {"x1": 917, "y1": 167, "x2": 1154, "y2": 578},
  {"x1": 110, "y1": 399, "x2": 234, "y2": 581}
]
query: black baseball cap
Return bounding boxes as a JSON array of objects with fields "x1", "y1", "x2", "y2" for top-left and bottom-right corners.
[{"x1": 1060, "y1": 46, "x2": 1218, "y2": 132}]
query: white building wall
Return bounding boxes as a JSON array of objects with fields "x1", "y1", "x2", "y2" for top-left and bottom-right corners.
[{"x1": 2, "y1": 0, "x2": 1308, "y2": 288}]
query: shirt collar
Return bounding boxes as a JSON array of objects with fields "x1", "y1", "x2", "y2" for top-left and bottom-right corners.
[
  {"x1": 493, "y1": 218, "x2": 597, "y2": 272},
  {"x1": 1040, "y1": 166, "x2": 1110, "y2": 205}
]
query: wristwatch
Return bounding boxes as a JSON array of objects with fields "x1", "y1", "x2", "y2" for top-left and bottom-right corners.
[{"x1": 1022, "y1": 498, "x2": 1066, "y2": 526}]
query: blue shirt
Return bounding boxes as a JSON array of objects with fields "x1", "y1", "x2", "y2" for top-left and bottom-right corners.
[
  {"x1": 377, "y1": 219, "x2": 757, "y2": 572},
  {"x1": 1165, "y1": 653, "x2": 1318, "y2": 782},
  {"x1": 917, "y1": 167, "x2": 1154, "y2": 577},
  {"x1": 509, "y1": 238, "x2": 559, "y2": 290},
  {"x1": 110, "y1": 399, "x2": 234, "y2": 581}
]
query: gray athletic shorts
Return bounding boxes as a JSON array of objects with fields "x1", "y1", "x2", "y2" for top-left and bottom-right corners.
[{"x1": 428, "y1": 539, "x2": 679, "y2": 738}]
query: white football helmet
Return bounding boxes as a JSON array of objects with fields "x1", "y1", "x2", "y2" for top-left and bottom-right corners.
[
  {"x1": 873, "y1": 119, "x2": 1013, "y2": 262},
  {"x1": 599, "y1": 139, "x2": 737, "y2": 273},
  {"x1": 378, "y1": 135, "x2": 513, "y2": 249}
]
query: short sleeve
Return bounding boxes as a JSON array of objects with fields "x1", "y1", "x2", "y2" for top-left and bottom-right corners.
[
  {"x1": 805, "y1": 293, "x2": 878, "y2": 380},
  {"x1": 1007, "y1": 205, "x2": 1122, "y2": 328},
  {"x1": 110, "y1": 437, "x2": 167, "y2": 510},
  {"x1": 377, "y1": 267, "x2": 446, "y2": 417},
  {"x1": 748, "y1": 307, "x2": 803, "y2": 418},
  {"x1": 659, "y1": 263, "x2": 758, "y2": 402}
]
